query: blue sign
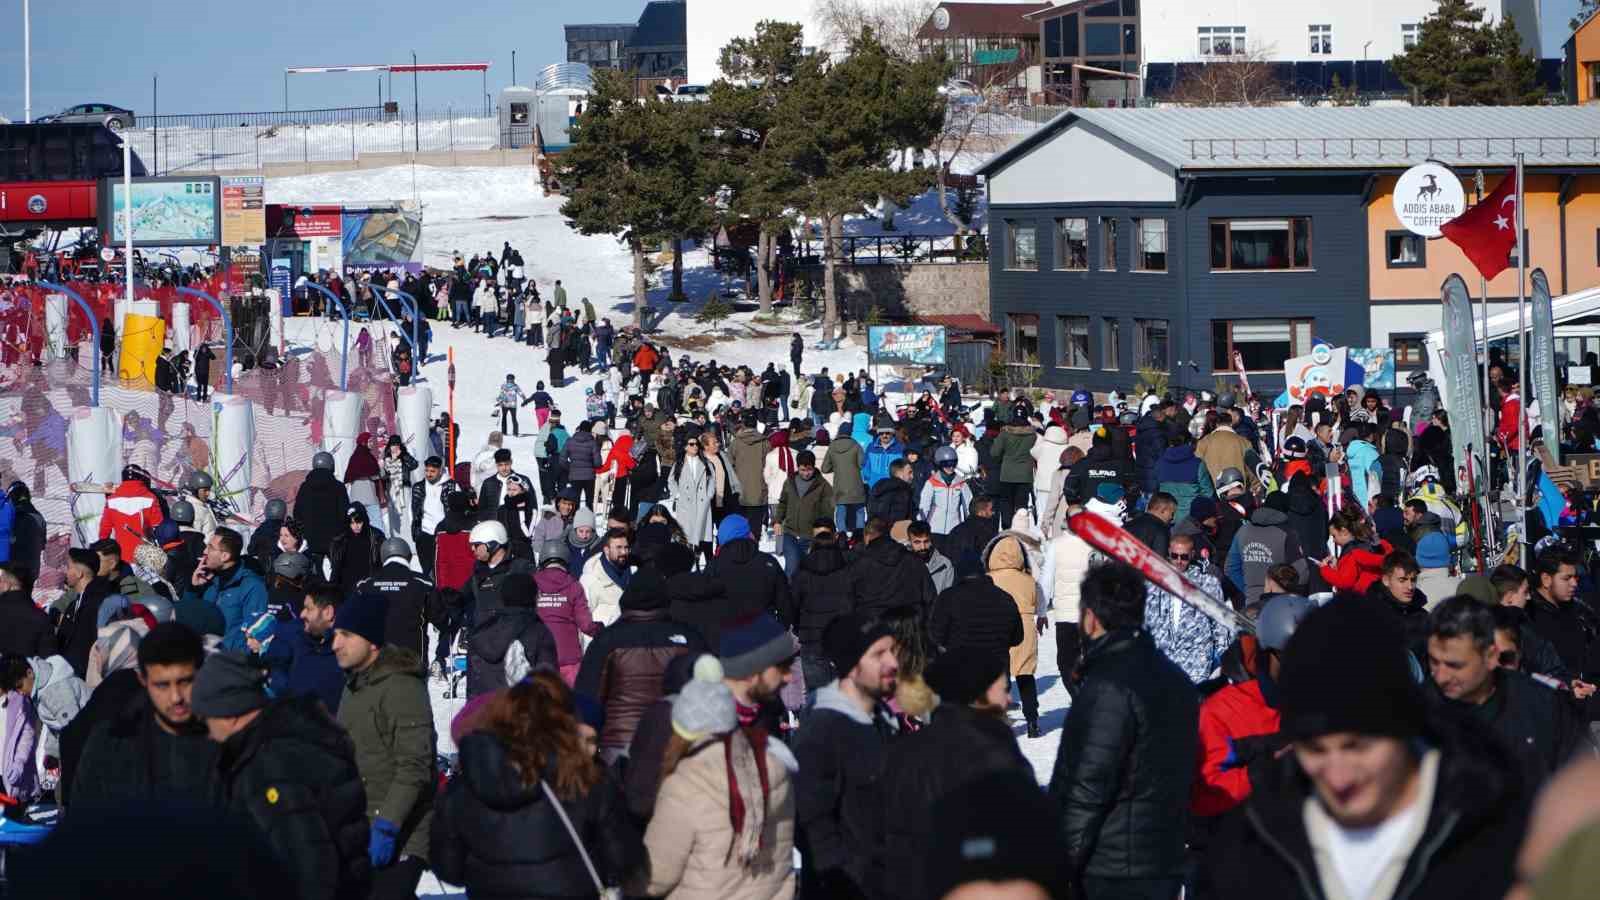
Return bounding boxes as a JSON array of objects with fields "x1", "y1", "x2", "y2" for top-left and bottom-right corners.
[
  {"x1": 270, "y1": 260, "x2": 292, "y2": 315},
  {"x1": 1348, "y1": 347, "x2": 1396, "y2": 391},
  {"x1": 868, "y1": 325, "x2": 947, "y2": 366}
]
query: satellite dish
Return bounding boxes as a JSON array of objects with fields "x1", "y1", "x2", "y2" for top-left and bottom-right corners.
[{"x1": 933, "y1": 7, "x2": 950, "y2": 30}]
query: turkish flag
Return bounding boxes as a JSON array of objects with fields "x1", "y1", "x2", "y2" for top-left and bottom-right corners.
[{"x1": 1440, "y1": 171, "x2": 1520, "y2": 281}]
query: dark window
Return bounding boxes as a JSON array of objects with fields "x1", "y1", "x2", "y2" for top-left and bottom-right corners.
[
  {"x1": 1008, "y1": 313, "x2": 1040, "y2": 364},
  {"x1": 1135, "y1": 218, "x2": 1167, "y2": 271},
  {"x1": 1055, "y1": 218, "x2": 1088, "y2": 269},
  {"x1": 1103, "y1": 318, "x2": 1121, "y2": 370},
  {"x1": 1044, "y1": 18, "x2": 1063, "y2": 57},
  {"x1": 1063, "y1": 14, "x2": 1080, "y2": 56},
  {"x1": 1121, "y1": 0, "x2": 1137, "y2": 13},
  {"x1": 510, "y1": 103, "x2": 530, "y2": 125},
  {"x1": 1124, "y1": 25, "x2": 1138, "y2": 55},
  {"x1": 1135, "y1": 319, "x2": 1169, "y2": 371},
  {"x1": 1391, "y1": 335, "x2": 1426, "y2": 368},
  {"x1": 1212, "y1": 319, "x2": 1312, "y2": 371},
  {"x1": 1085, "y1": 0, "x2": 1120, "y2": 16},
  {"x1": 1100, "y1": 217, "x2": 1118, "y2": 270},
  {"x1": 1385, "y1": 231, "x2": 1425, "y2": 268},
  {"x1": 1057, "y1": 316, "x2": 1091, "y2": 368},
  {"x1": 1008, "y1": 220, "x2": 1037, "y2": 269},
  {"x1": 1209, "y1": 218, "x2": 1313, "y2": 270},
  {"x1": 1085, "y1": 23, "x2": 1122, "y2": 55}
]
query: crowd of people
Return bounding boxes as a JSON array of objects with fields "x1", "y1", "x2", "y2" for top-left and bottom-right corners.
[{"x1": 6, "y1": 300, "x2": 1600, "y2": 900}]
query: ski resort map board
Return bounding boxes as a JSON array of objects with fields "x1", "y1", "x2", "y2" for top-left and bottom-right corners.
[{"x1": 98, "y1": 176, "x2": 222, "y2": 247}]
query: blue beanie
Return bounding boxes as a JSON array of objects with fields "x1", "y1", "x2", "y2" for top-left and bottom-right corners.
[
  {"x1": 717, "y1": 514, "x2": 751, "y2": 546},
  {"x1": 334, "y1": 591, "x2": 387, "y2": 648},
  {"x1": 719, "y1": 612, "x2": 798, "y2": 679},
  {"x1": 1095, "y1": 483, "x2": 1125, "y2": 503}
]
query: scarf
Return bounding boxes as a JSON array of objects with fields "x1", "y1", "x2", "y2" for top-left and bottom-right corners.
[
  {"x1": 768, "y1": 432, "x2": 794, "y2": 475},
  {"x1": 723, "y1": 729, "x2": 772, "y2": 869},
  {"x1": 344, "y1": 433, "x2": 380, "y2": 482}
]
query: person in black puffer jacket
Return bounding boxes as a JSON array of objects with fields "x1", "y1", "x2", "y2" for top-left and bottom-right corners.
[
  {"x1": 666, "y1": 563, "x2": 738, "y2": 653},
  {"x1": 1048, "y1": 562, "x2": 1197, "y2": 897},
  {"x1": 327, "y1": 504, "x2": 386, "y2": 596},
  {"x1": 467, "y1": 573, "x2": 559, "y2": 699},
  {"x1": 1283, "y1": 473, "x2": 1329, "y2": 559},
  {"x1": 790, "y1": 527, "x2": 854, "y2": 694},
  {"x1": 431, "y1": 674, "x2": 643, "y2": 898},
  {"x1": 294, "y1": 462, "x2": 351, "y2": 559},
  {"x1": 6, "y1": 482, "x2": 47, "y2": 593},
  {"x1": 867, "y1": 461, "x2": 917, "y2": 526},
  {"x1": 845, "y1": 518, "x2": 938, "y2": 622},
  {"x1": 705, "y1": 517, "x2": 791, "y2": 625},
  {"x1": 943, "y1": 497, "x2": 1001, "y2": 571},
  {"x1": 929, "y1": 553, "x2": 1023, "y2": 678},
  {"x1": 0, "y1": 587, "x2": 55, "y2": 658}
]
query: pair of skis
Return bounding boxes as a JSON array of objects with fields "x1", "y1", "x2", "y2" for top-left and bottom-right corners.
[{"x1": 1068, "y1": 511, "x2": 1255, "y2": 636}]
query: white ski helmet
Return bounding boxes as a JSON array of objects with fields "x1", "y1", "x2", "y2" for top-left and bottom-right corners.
[
  {"x1": 469, "y1": 520, "x2": 509, "y2": 550},
  {"x1": 1409, "y1": 465, "x2": 1440, "y2": 488}
]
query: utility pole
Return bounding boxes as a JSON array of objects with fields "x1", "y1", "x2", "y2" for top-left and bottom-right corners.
[
  {"x1": 513, "y1": 50, "x2": 517, "y2": 86},
  {"x1": 23, "y1": 0, "x2": 32, "y2": 123},
  {"x1": 153, "y1": 73, "x2": 158, "y2": 174},
  {"x1": 412, "y1": 50, "x2": 420, "y2": 154}
]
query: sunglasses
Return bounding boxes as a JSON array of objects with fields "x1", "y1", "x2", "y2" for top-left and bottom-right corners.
[{"x1": 1168, "y1": 552, "x2": 1192, "y2": 562}]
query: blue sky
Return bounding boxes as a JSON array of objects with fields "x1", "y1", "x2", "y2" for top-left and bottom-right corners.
[{"x1": 1, "y1": 0, "x2": 644, "y2": 121}]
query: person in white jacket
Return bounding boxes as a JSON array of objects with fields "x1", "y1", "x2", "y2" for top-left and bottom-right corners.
[
  {"x1": 1029, "y1": 425, "x2": 1070, "y2": 519},
  {"x1": 949, "y1": 426, "x2": 980, "y2": 481},
  {"x1": 579, "y1": 529, "x2": 631, "y2": 628},
  {"x1": 1038, "y1": 494, "x2": 1121, "y2": 693},
  {"x1": 25, "y1": 655, "x2": 87, "y2": 770},
  {"x1": 472, "y1": 432, "x2": 505, "y2": 487},
  {"x1": 919, "y1": 446, "x2": 971, "y2": 536}
]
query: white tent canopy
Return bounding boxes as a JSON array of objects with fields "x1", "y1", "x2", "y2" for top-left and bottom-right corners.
[{"x1": 1424, "y1": 284, "x2": 1600, "y2": 405}]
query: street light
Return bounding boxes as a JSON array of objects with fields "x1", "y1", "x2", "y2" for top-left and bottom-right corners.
[{"x1": 22, "y1": 0, "x2": 32, "y2": 123}]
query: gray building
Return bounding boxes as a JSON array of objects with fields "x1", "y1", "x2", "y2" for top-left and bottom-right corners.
[{"x1": 565, "y1": 23, "x2": 636, "y2": 70}]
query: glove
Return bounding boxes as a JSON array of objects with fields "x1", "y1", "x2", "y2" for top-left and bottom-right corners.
[
  {"x1": 368, "y1": 817, "x2": 400, "y2": 868},
  {"x1": 1220, "y1": 733, "x2": 1286, "y2": 771}
]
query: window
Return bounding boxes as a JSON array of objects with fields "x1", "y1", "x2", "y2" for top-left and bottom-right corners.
[
  {"x1": 1007, "y1": 220, "x2": 1037, "y2": 269},
  {"x1": 1309, "y1": 25, "x2": 1332, "y2": 55},
  {"x1": 1212, "y1": 319, "x2": 1313, "y2": 371},
  {"x1": 1386, "y1": 231, "x2": 1426, "y2": 268},
  {"x1": 1199, "y1": 26, "x2": 1247, "y2": 56},
  {"x1": 1103, "y1": 318, "x2": 1121, "y2": 370},
  {"x1": 1121, "y1": 0, "x2": 1137, "y2": 14},
  {"x1": 1057, "y1": 316, "x2": 1091, "y2": 368},
  {"x1": 1401, "y1": 23, "x2": 1420, "y2": 50},
  {"x1": 1135, "y1": 318, "x2": 1169, "y2": 371},
  {"x1": 1044, "y1": 17, "x2": 1063, "y2": 57},
  {"x1": 1391, "y1": 335, "x2": 1426, "y2": 368},
  {"x1": 1100, "y1": 217, "x2": 1118, "y2": 270},
  {"x1": 1085, "y1": 1, "x2": 1120, "y2": 16},
  {"x1": 1085, "y1": 23, "x2": 1122, "y2": 55},
  {"x1": 1124, "y1": 24, "x2": 1138, "y2": 55},
  {"x1": 1209, "y1": 218, "x2": 1313, "y2": 270},
  {"x1": 1055, "y1": 218, "x2": 1088, "y2": 269},
  {"x1": 1135, "y1": 218, "x2": 1167, "y2": 271},
  {"x1": 1008, "y1": 313, "x2": 1040, "y2": 364}
]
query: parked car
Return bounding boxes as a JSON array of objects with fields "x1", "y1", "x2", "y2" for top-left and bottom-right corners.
[
  {"x1": 37, "y1": 103, "x2": 135, "y2": 131},
  {"x1": 672, "y1": 84, "x2": 710, "y2": 103}
]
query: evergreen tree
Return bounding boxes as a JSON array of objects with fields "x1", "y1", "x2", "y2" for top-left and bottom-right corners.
[
  {"x1": 560, "y1": 69, "x2": 712, "y2": 327},
  {"x1": 1392, "y1": 0, "x2": 1543, "y2": 105}
]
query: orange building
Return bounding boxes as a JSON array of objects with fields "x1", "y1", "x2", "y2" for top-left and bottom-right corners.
[{"x1": 1565, "y1": 12, "x2": 1600, "y2": 104}]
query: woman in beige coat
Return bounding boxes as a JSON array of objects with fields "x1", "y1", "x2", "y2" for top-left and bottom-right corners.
[
  {"x1": 986, "y1": 533, "x2": 1043, "y2": 737},
  {"x1": 637, "y1": 659, "x2": 797, "y2": 900}
]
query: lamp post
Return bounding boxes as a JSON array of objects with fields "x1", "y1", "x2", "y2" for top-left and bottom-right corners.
[
  {"x1": 22, "y1": 0, "x2": 31, "y2": 123},
  {"x1": 412, "y1": 50, "x2": 420, "y2": 154},
  {"x1": 121, "y1": 140, "x2": 134, "y2": 306}
]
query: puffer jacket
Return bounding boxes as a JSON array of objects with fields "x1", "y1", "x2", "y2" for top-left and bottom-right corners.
[
  {"x1": 1029, "y1": 426, "x2": 1071, "y2": 493},
  {"x1": 337, "y1": 646, "x2": 436, "y2": 861},
  {"x1": 1318, "y1": 539, "x2": 1392, "y2": 594},
  {"x1": 217, "y1": 695, "x2": 372, "y2": 900},
  {"x1": 988, "y1": 425, "x2": 1037, "y2": 485},
  {"x1": 793, "y1": 683, "x2": 898, "y2": 895},
  {"x1": 431, "y1": 732, "x2": 643, "y2": 899},
  {"x1": 534, "y1": 566, "x2": 599, "y2": 669},
  {"x1": 729, "y1": 428, "x2": 771, "y2": 506},
  {"x1": 468, "y1": 603, "x2": 559, "y2": 699},
  {"x1": 930, "y1": 575, "x2": 1023, "y2": 674},
  {"x1": 182, "y1": 562, "x2": 268, "y2": 653},
  {"x1": 1283, "y1": 476, "x2": 1328, "y2": 556},
  {"x1": 637, "y1": 730, "x2": 797, "y2": 900},
  {"x1": 1048, "y1": 628, "x2": 1198, "y2": 881},
  {"x1": 1345, "y1": 438, "x2": 1382, "y2": 507},
  {"x1": 918, "y1": 472, "x2": 971, "y2": 535},
  {"x1": 562, "y1": 430, "x2": 603, "y2": 483},
  {"x1": 789, "y1": 543, "x2": 853, "y2": 650},
  {"x1": 706, "y1": 538, "x2": 791, "y2": 625},
  {"x1": 1134, "y1": 413, "x2": 1168, "y2": 490},
  {"x1": 861, "y1": 438, "x2": 905, "y2": 490},
  {"x1": 574, "y1": 597, "x2": 707, "y2": 754},
  {"x1": 580, "y1": 554, "x2": 629, "y2": 629},
  {"x1": 1155, "y1": 444, "x2": 1213, "y2": 521},
  {"x1": 845, "y1": 537, "x2": 937, "y2": 621},
  {"x1": 821, "y1": 438, "x2": 867, "y2": 505},
  {"x1": 985, "y1": 536, "x2": 1039, "y2": 677}
]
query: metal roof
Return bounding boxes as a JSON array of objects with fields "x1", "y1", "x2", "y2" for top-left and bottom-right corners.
[
  {"x1": 916, "y1": 3, "x2": 1051, "y2": 39},
  {"x1": 979, "y1": 106, "x2": 1600, "y2": 177}
]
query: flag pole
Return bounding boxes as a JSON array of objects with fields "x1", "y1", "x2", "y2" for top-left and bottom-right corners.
[
  {"x1": 1474, "y1": 168, "x2": 1494, "y2": 562},
  {"x1": 1515, "y1": 154, "x2": 1527, "y2": 561}
]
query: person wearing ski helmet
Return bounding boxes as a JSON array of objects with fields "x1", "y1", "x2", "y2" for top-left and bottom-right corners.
[
  {"x1": 462, "y1": 519, "x2": 535, "y2": 644},
  {"x1": 463, "y1": 522, "x2": 551, "y2": 698},
  {"x1": 295, "y1": 451, "x2": 350, "y2": 563},
  {"x1": 530, "y1": 539, "x2": 599, "y2": 685},
  {"x1": 181, "y1": 470, "x2": 219, "y2": 539},
  {"x1": 352, "y1": 537, "x2": 432, "y2": 657},
  {"x1": 920, "y1": 445, "x2": 972, "y2": 539},
  {"x1": 163, "y1": 499, "x2": 208, "y2": 587},
  {"x1": 249, "y1": 498, "x2": 290, "y2": 570},
  {"x1": 100, "y1": 464, "x2": 166, "y2": 562}
]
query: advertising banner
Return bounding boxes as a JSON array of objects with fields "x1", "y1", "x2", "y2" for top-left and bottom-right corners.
[
  {"x1": 1530, "y1": 268, "x2": 1560, "y2": 464},
  {"x1": 99, "y1": 176, "x2": 222, "y2": 247},
  {"x1": 266, "y1": 204, "x2": 343, "y2": 239},
  {"x1": 220, "y1": 176, "x2": 266, "y2": 247},
  {"x1": 1283, "y1": 344, "x2": 1348, "y2": 405},
  {"x1": 341, "y1": 205, "x2": 423, "y2": 267},
  {"x1": 1348, "y1": 348, "x2": 1397, "y2": 391},
  {"x1": 1440, "y1": 274, "x2": 1488, "y2": 494},
  {"x1": 867, "y1": 325, "x2": 947, "y2": 366},
  {"x1": 270, "y1": 260, "x2": 293, "y2": 315}
]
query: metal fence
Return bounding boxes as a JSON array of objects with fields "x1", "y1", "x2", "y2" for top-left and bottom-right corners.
[
  {"x1": 124, "y1": 106, "x2": 504, "y2": 175},
  {"x1": 796, "y1": 234, "x2": 988, "y2": 265}
]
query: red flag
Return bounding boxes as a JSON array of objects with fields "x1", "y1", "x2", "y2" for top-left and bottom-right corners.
[{"x1": 1440, "y1": 171, "x2": 1520, "y2": 281}]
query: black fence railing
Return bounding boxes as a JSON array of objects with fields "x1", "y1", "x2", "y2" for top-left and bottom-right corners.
[
  {"x1": 795, "y1": 233, "x2": 988, "y2": 265},
  {"x1": 139, "y1": 105, "x2": 388, "y2": 131}
]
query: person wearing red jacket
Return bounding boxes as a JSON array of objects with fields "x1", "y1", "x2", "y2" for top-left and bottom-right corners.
[
  {"x1": 1496, "y1": 377, "x2": 1521, "y2": 453},
  {"x1": 1316, "y1": 506, "x2": 1391, "y2": 594},
  {"x1": 429, "y1": 492, "x2": 478, "y2": 671},
  {"x1": 633, "y1": 342, "x2": 660, "y2": 381},
  {"x1": 99, "y1": 465, "x2": 166, "y2": 561},
  {"x1": 532, "y1": 540, "x2": 601, "y2": 685},
  {"x1": 1191, "y1": 595, "x2": 1316, "y2": 818}
]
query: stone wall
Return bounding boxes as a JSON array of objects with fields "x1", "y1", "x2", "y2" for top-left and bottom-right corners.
[{"x1": 797, "y1": 262, "x2": 989, "y2": 321}]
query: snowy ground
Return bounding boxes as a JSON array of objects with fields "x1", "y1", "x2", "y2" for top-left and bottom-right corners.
[
  {"x1": 270, "y1": 163, "x2": 1059, "y2": 897},
  {"x1": 123, "y1": 115, "x2": 499, "y2": 176}
]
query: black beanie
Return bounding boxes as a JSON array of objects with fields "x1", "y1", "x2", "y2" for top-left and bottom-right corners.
[
  {"x1": 927, "y1": 771, "x2": 1063, "y2": 898},
  {"x1": 925, "y1": 646, "x2": 1007, "y2": 706},
  {"x1": 1278, "y1": 596, "x2": 1423, "y2": 741},
  {"x1": 823, "y1": 611, "x2": 893, "y2": 676},
  {"x1": 1264, "y1": 492, "x2": 1290, "y2": 513}
]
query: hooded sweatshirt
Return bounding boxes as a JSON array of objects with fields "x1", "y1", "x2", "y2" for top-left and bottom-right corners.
[
  {"x1": 534, "y1": 565, "x2": 600, "y2": 667},
  {"x1": 1225, "y1": 507, "x2": 1303, "y2": 604},
  {"x1": 1029, "y1": 426, "x2": 1070, "y2": 493},
  {"x1": 1155, "y1": 444, "x2": 1213, "y2": 521}
]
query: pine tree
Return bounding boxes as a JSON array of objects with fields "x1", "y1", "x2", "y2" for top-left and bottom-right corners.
[
  {"x1": 1478, "y1": 16, "x2": 1543, "y2": 105},
  {"x1": 695, "y1": 292, "x2": 734, "y2": 330},
  {"x1": 1392, "y1": 0, "x2": 1544, "y2": 105}
]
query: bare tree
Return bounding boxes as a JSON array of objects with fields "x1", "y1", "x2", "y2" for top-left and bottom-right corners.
[
  {"x1": 929, "y1": 73, "x2": 1014, "y2": 243},
  {"x1": 1166, "y1": 47, "x2": 1286, "y2": 106},
  {"x1": 811, "y1": 0, "x2": 940, "y2": 62}
]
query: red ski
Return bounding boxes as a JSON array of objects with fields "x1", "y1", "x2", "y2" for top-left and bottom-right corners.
[{"x1": 1068, "y1": 511, "x2": 1255, "y2": 635}]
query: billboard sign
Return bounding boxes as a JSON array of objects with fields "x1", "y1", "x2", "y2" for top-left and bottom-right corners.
[
  {"x1": 868, "y1": 325, "x2": 947, "y2": 366},
  {"x1": 98, "y1": 176, "x2": 222, "y2": 247},
  {"x1": 265, "y1": 204, "x2": 343, "y2": 239},
  {"x1": 220, "y1": 176, "x2": 266, "y2": 247},
  {"x1": 1283, "y1": 344, "x2": 1348, "y2": 405},
  {"x1": 341, "y1": 205, "x2": 422, "y2": 267}
]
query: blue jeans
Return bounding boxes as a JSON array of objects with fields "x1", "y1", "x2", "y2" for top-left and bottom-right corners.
[
  {"x1": 452, "y1": 300, "x2": 469, "y2": 325},
  {"x1": 834, "y1": 503, "x2": 866, "y2": 533},
  {"x1": 482, "y1": 312, "x2": 498, "y2": 337},
  {"x1": 781, "y1": 532, "x2": 810, "y2": 576}
]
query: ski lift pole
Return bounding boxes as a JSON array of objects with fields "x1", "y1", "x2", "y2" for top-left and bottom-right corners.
[
  {"x1": 368, "y1": 288, "x2": 415, "y2": 353},
  {"x1": 372, "y1": 286, "x2": 420, "y2": 356},
  {"x1": 176, "y1": 286, "x2": 234, "y2": 394},
  {"x1": 304, "y1": 283, "x2": 351, "y2": 391},
  {"x1": 38, "y1": 281, "x2": 102, "y2": 407},
  {"x1": 447, "y1": 347, "x2": 457, "y2": 470}
]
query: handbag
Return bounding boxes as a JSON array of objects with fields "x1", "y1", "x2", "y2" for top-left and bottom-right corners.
[{"x1": 538, "y1": 780, "x2": 621, "y2": 900}]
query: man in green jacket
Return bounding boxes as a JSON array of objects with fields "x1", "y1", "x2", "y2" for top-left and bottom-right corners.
[
  {"x1": 333, "y1": 592, "x2": 437, "y2": 898},
  {"x1": 776, "y1": 450, "x2": 836, "y2": 575},
  {"x1": 553, "y1": 279, "x2": 568, "y2": 309},
  {"x1": 822, "y1": 423, "x2": 867, "y2": 538},
  {"x1": 730, "y1": 410, "x2": 771, "y2": 531},
  {"x1": 989, "y1": 413, "x2": 1038, "y2": 524}
]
